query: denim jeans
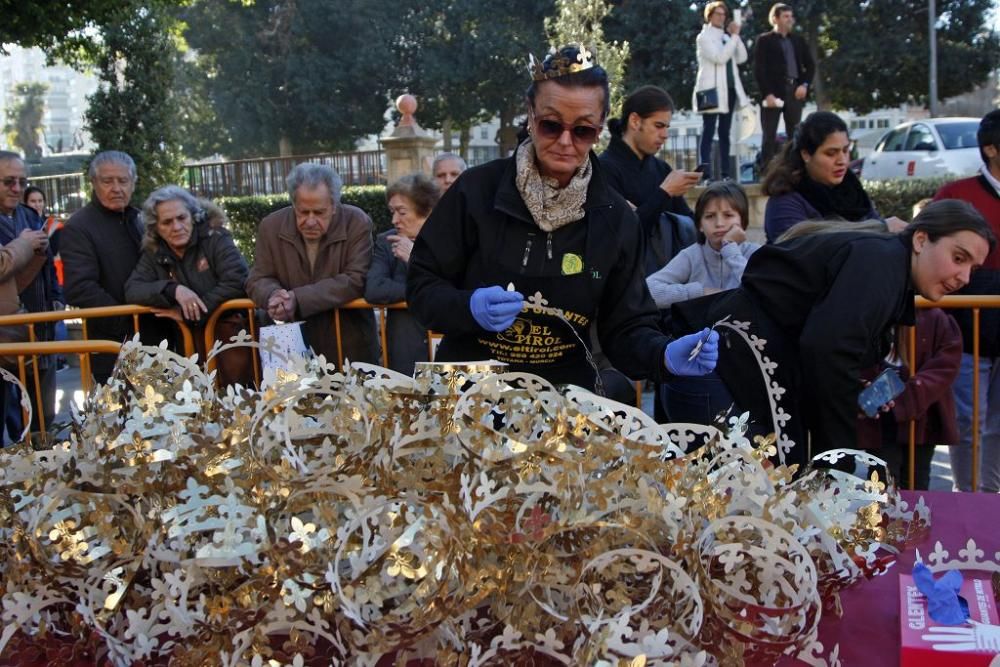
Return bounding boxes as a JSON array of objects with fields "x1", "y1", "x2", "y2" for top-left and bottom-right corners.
[
  {"x1": 949, "y1": 353, "x2": 1000, "y2": 492},
  {"x1": 700, "y1": 109, "x2": 733, "y2": 178}
]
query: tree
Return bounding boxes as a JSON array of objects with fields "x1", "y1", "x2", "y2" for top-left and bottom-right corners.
[
  {"x1": 604, "y1": 0, "x2": 702, "y2": 110},
  {"x1": 182, "y1": 0, "x2": 399, "y2": 157},
  {"x1": 393, "y1": 0, "x2": 552, "y2": 157},
  {"x1": 3, "y1": 83, "x2": 47, "y2": 161},
  {"x1": 0, "y1": 1, "x2": 130, "y2": 52},
  {"x1": 732, "y1": 0, "x2": 999, "y2": 113},
  {"x1": 546, "y1": 0, "x2": 630, "y2": 117},
  {"x1": 84, "y1": 5, "x2": 184, "y2": 202}
]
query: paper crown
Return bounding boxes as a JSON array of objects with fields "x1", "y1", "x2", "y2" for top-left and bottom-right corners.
[{"x1": 528, "y1": 45, "x2": 597, "y2": 82}]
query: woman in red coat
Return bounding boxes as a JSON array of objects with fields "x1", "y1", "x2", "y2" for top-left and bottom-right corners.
[{"x1": 857, "y1": 308, "x2": 962, "y2": 489}]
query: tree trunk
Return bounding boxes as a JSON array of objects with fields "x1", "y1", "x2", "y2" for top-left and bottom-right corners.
[
  {"x1": 805, "y1": 28, "x2": 829, "y2": 110},
  {"x1": 279, "y1": 135, "x2": 293, "y2": 157},
  {"x1": 497, "y1": 106, "x2": 520, "y2": 157},
  {"x1": 442, "y1": 118, "x2": 453, "y2": 151},
  {"x1": 459, "y1": 125, "x2": 471, "y2": 161}
]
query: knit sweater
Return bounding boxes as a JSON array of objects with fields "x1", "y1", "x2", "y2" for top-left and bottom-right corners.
[{"x1": 646, "y1": 239, "x2": 760, "y2": 308}]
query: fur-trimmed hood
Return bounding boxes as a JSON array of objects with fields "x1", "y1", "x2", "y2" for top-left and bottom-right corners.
[{"x1": 142, "y1": 198, "x2": 229, "y2": 255}]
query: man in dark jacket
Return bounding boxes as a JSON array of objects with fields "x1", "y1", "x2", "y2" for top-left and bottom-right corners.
[
  {"x1": 62, "y1": 150, "x2": 171, "y2": 383},
  {"x1": 753, "y1": 3, "x2": 815, "y2": 168},
  {"x1": 598, "y1": 86, "x2": 698, "y2": 275},
  {"x1": 0, "y1": 151, "x2": 60, "y2": 436}
]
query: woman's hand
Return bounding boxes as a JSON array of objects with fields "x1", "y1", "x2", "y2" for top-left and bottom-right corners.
[
  {"x1": 727, "y1": 20, "x2": 741, "y2": 36},
  {"x1": 174, "y1": 285, "x2": 208, "y2": 321},
  {"x1": 387, "y1": 234, "x2": 414, "y2": 264}
]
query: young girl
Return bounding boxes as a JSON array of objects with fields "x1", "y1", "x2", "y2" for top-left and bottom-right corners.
[
  {"x1": 646, "y1": 181, "x2": 760, "y2": 309},
  {"x1": 648, "y1": 182, "x2": 760, "y2": 428}
]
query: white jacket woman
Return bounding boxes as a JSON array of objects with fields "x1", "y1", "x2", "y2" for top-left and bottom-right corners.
[{"x1": 693, "y1": 2, "x2": 749, "y2": 180}]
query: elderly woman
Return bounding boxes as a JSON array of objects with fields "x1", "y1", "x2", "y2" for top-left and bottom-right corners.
[
  {"x1": 124, "y1": 185, "x2": 251, "y2": 386},
  {"x1": 406, "y1": 45, "x2": 718, "y2": 392},
  {"x1": 364, "y1": 173, "x2": 439, "y2": 374}
]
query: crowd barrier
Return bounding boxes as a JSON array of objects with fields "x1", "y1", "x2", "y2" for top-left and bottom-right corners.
[{"x1": 1, "y1": 296, "x2": 998, "y2": 490}]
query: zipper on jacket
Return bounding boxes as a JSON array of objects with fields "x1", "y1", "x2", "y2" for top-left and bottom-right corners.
[
  {"x1": 546, "y1": 233, "x2": 553, "y2": 260},
  {"x1": 521, "y1": 234, "x2": 535, "y2": 273}
]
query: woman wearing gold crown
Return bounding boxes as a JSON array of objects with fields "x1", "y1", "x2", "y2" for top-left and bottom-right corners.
[{"x1": 406, "y1": 45, "x2": 717, "y2": 393}]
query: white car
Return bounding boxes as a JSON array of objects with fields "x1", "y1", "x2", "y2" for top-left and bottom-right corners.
[{"x1": 860, "y1": 117, "x2": 981, "y2": 181}]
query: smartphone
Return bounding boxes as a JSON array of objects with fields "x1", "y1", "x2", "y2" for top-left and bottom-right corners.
[
  {"x1": 858, "y1": 368, "x2": 906, "y2": 418},
  {"x1": 733, "y1": 8, "x2": 742, "y2": 24}
]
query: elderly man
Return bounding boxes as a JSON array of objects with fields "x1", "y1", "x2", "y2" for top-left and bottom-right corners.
[
  {"x1": 62, "y1": 150, "x2": 171, "y2": 383},
  {"x1": 247, "y1": 163, "x2": 378, "y2": 366},
  {"x1": 0, "y1": 151, "x2": 59, "y2": 438},
  {"x1": 432, "y1": 153, "x2": 467, "y2": 192}
]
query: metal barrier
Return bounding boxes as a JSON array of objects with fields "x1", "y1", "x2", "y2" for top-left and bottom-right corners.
[
  {"x1": 0, "y1": 339, "x2": 122, "y2": 442},
  {"x1": 910, "y1": 295, "x2": 1000, "y2": 492},
  {"x1": 7, "y1": 296, "x2": 999, "y2": 490},
  {"x1": 0, "y1": 305, "x2": 194, "y2": 437}
]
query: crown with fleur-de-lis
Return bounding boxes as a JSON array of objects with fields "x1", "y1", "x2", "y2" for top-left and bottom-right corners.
[{"x1": 528, "y1": 45, "x2": 597, "y2": 82}]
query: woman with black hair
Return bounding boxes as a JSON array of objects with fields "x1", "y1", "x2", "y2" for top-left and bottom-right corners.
[
  {"x1": 674, "y1": 199, "x2": 995, "y2": 463},
  {"x1": 762, "y1": 110, "x2": 906, "y2": 243},
  {"x1": 407, "y1": 45, "x2": 719, "y2": 393}
]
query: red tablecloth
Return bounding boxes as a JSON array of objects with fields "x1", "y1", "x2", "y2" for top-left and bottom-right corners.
[{"x1": 783, "y1": 490, "x2": 1000, "y2": 666}]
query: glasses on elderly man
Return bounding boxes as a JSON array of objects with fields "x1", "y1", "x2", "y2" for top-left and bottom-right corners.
[{"x1": 1, "y1": 177, "x2": 28, "y2": 189}]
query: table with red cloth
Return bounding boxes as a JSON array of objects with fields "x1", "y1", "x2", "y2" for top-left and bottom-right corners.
[
  {"x1": 783, "y1": 490, "x2": 1000, "y2": 666},
  {"x1": 5, "y1": 491, "x2": 995, "y2": 666}
]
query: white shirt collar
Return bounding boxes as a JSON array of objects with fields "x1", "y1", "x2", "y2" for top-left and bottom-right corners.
[{"x1": 980, "y1": 164, "x2": 1000, "y2": 198}]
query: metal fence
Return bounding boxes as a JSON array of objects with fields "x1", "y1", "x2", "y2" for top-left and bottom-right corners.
[
  {"x1": 28, "y1": 172, "x2": 89, "y2": 216},
  {"x1": 185, "y1": 150, "x2": 385, "y2": 199}
]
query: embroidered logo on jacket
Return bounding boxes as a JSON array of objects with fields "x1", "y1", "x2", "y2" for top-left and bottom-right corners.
[{"x1": 561, "y1": 253, "x2": 583, "y2": 275}]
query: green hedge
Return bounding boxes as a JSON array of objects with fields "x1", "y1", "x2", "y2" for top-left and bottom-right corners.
[
  {"x1": 863, "y1": 177, "x2": 950, "y2": 220},
  {"x1": 219, "y1": 185, "x2": 389, "y2": 263}
]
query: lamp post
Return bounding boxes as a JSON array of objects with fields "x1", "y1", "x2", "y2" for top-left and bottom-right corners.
[{"x1": 929, "y1": 0, "x2": 939, "y2": 117}]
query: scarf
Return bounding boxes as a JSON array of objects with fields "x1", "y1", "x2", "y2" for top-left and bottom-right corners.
[
  {"x1": 795, "y1": 169, "x2": 874, "y2": 222},
  {"x1": 514, "y1": 139, "x2": 592, "y2": 232}
]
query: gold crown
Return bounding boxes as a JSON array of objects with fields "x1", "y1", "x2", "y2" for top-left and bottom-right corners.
[{"x1": 528, "y1": 45, "x2": 596, "y2": 82}]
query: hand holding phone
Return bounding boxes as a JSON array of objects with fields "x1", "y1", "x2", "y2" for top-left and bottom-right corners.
[{"x1": 858, "y1": 368, "x2": 906, "y2": 418}]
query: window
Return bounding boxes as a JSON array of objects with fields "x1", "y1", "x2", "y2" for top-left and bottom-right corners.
[
  {"x1": 904, "y1": 124, "x2": 937, "y2": 151},
  {"x1": 877, "y1": 119, "x2": 890, "y2": 129},
  {"x1": 876, "y1": 128, "x2": 907, "y2": 152},
  {"x1": 935, "y1": 121, "x2": 979, "y2": 150},
  {"x1": 480, "y1": 127, "x2": 489, "y2": 140}
]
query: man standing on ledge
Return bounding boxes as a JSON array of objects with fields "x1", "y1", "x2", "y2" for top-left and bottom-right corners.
[{"x1": 753, "y1": 3, "x2": 815, "y2": 169}]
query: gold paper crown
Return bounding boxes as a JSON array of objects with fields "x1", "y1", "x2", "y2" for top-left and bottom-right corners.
[{"x1": 528, "y1": 45, "x2": 596, "y2": 82}]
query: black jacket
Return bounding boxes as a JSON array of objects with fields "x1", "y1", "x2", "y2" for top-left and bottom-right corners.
[
  {"x1": 753, "y1": 31, "x2": 815, "y2": 99},
  {"x1": 598, "y1": 134, "x2": 695, "y2": 240},
  {"x1": 62, "y1": 198, "x2": 144, "y2": 342},
  {"x1": 406, "y1": 153, "x2": 671, "y2": 389},
  {"x1": 124, "y1": 214, "x2": 249, "y2": 326},
  {"x1": 364, "y1": 230, "x2": 428, "y2": 375},
  {"x1": 674, "y1": 232, "x2": 914, "y2": 461}
]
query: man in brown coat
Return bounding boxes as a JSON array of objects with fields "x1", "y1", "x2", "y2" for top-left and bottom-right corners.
[{"x1": 246, "y1": 163, "x2": 378, "y2": 366}]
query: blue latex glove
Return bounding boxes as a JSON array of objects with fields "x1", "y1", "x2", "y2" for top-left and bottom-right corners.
[
  {"x1": 469, "y1": 286, "x2": 524, "y2": 332},
  {"x1": 665, "y1": 328, "x2": 719, "y2": 376},
  {"x1": 913, "y1": 561, "x2": 969, "y2": 625}
]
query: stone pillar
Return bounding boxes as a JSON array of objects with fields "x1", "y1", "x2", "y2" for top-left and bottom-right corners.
[{"x1": 381, "y1": 94, "x2": 439, "y2": 185}]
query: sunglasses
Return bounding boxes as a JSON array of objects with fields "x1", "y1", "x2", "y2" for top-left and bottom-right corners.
[
  {"x1": 1, "y1": 177, "x2": 27, "y2": 189},
  {"x1": 533, "y1": 117, "x2": 601, "y2": 144}
]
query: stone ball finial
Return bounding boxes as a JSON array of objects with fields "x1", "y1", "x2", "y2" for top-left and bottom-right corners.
[{"x1": 396, "y1": 94, "x2": 418, "y2": 127}]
